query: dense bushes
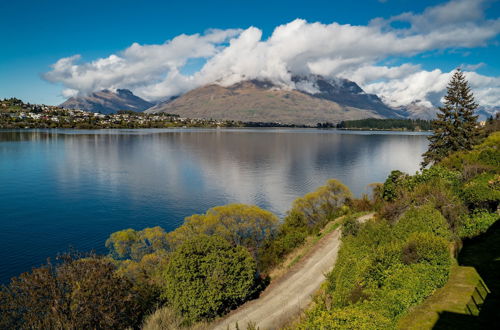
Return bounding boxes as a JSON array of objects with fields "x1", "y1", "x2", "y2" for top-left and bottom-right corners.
[
  {"x1": 167, "y1": 204, "x2": 279, "y2": 260},
  {"x1": 0, "y1": 254, "x2": 149, "y2": 329},
  {"x1": 301, "y1": 204, "x2": 453, "y2": 328},
  {"x1": 289, "y1": 179, "x2": 352, "y2": 230},
  {"x1": 459, "y1": 210, "x2": 500, "y2": 239},
  {"x1": 299, "y1": 131, "x2": 499, "y2": 329},
  {"x1": 161, "y1": 235, "x2": 257, "y2": 323},
  {"x1": 298, "y1": 305, "x2": 393, "y2": 329},
  {"x1": 106, "y1": 226, "x2": 170, "y2": 261},
  {"x1": 461, "y1": 173, "x2": 500, "y2": 210},
  {"x1": 257, "y1": 179, "x2": 352, "y2": 272}
]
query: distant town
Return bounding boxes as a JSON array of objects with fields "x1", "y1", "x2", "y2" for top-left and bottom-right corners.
[{"x1": 0, "y1": 98, "x2": 307, "y2": 129}]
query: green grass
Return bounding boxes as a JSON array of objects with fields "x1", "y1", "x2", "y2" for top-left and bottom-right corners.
[
  {"x1": 397, "y1": 265, "x2": 484, "y2": 329},
  {"x1": 399, "y1": 220, "x2": 500, "y2": 329},
  {"x1": 455, "y1": 220, "x2": 500, "y2": 327}
]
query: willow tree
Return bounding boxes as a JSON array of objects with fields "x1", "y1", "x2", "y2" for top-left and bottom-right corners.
[{"x1": 421, "y1": 69, "x2": 479, "y2": 167}]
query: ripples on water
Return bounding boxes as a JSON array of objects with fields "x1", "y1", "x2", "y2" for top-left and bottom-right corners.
[{"x1": 0, "y1": 128, "x2": 429, "y2": 282}]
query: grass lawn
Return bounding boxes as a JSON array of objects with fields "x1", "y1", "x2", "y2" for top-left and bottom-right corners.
[
  {"x1": 399, "y1": 219, "x2": 500, "y2": 329},
  {"x1": 397, "y1": 265, "x2": 483, "y2": 329},
  {"x1": 456, "y1": 219, "x2": 500, "y2": 327}
]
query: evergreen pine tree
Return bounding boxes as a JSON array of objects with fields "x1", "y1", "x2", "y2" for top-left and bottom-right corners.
[{"x1": 421, "y1": 69, "x2": 479, "y2": 167}]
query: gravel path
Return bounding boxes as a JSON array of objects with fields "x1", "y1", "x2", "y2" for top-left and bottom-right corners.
[{"x1": 213, "y1": 213, "x2": 374, "y2": 330}]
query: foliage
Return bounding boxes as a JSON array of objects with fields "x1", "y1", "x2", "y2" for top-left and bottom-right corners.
[
  {"x1": 288, "y1": 179, "x2": 352, "y2": 230},
  {"x1": 336, "y1": 118, "x2": 432, "y2": 131},
  {"x1": 342, "y1": 214, "x2": 362, "y2": 237},
  {"x1": 0, "y1": 254, "x2": 148, "y2": 329},
  {"x1": 168, "y1": 204, "x2": 279, "y2": 260},
  {"x1": 440, "y1": 132, "x2": 500, "y2": 175},
  {"x1": 459, "y1": 210, "x2": 500, "y2": 239},
  {"x1": 106, "y1": 226, "x2": 170, "y2": 261},
  {"x1": 299, "y1": 305, "x2": 393, "y2": 329},
  {"x1": 393, "y1": 204, "x2": 451, "y2": 241},
  {"x1": 257, "y1": 179, "x2": 351, "y2": 272},
  {"x1": 161, "y1": 235, "x2": 257, "y2": 323},
  {"x1": 422, "y1": 69, "x2": 480, "y2": 167},
  {"x1": 382, "y1": 167, "x2": 461, "y2": 203},
  {"x1": 382, "y1": 170, "x2": 408, "y2": 202},
  {"x1": 301, "y1": 204, "x2": 453, "y2": 328},
  {"x1": 141, "y1": 305, "x2": 209, "y2": 330},
  {"x1": 461, "y1": 173, "x2": 500, "y2": 210},
  {"x1": 381, "y1": 175, "x2": 466, "y2": 232},
  {"x1": 401, "y1": 232, "x2": 451, "y2": 267}
]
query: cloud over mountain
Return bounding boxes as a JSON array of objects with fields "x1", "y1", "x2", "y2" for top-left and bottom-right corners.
[{"x1": 44, "y1": 0, "x2": 500, "y2": 108}]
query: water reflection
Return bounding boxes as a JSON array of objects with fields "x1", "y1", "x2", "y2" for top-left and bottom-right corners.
[{"x1": 0, "y1": 129, "x2": 429, "y2": 283}]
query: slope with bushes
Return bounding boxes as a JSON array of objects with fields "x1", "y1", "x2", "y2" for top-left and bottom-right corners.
[{"x1": 296, "y1": 131, "x2": 499, "y2": 329}]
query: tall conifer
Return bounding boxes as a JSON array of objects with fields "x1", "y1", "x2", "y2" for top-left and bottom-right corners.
[{"x1": 422, "y1": 69, "x2": 479, "y2": 167}]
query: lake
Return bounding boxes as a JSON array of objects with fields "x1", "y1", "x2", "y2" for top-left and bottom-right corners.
[{"x1": 0, "y1": 128, "x2": 429, "y2": 283}]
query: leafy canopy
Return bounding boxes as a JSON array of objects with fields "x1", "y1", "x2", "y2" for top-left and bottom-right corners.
[
  {"x1": 161, "y1": 234, "x2": 257, "y2": 323},
  {"x1": 167, "y1": 204, "x2": 279, "y2": 258},
  {"x1": 0, "y1": 254, "x2": 148, "y2": 329}
]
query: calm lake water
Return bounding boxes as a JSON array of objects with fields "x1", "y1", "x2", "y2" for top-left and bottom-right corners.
[{"x1": 0, "y1": 128, "x2": 429, "y2": 283}]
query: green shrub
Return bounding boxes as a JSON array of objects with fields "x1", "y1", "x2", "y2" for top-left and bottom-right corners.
[
  {"x1": 394, "y1": 204, "x2": 451, "y2": 240},
  {"x1": 305, "y1": 207, "x2": 453, "y2": 328},
  {"x1": 299, "y1": 305, "x2": 392, "y2": 330},
  {"x1": 381, "y1": 178, "x2": 466, "y2": 230},
  {"x1": 161, "y1": 235, "x2": 257, "y2": 323},
  {"x1": 0, "y1": 254, "x2": 148, "y2": 329},
  {"x1": 106, "y1": 226, "x2": 170, "y2": 261},
  {"x1": 364, "y1": 241, "x2": 403, "y2": 288},
  {"x1": 461, "y1": 173, "x2": 500, "y2": 210},
  {"x1": 440, "y1": 132, "x2": 500, "y2": 171},
  {"x1": 289, "y1": 179, "x2": 352, "y2": 230},
  {"x1": 167, "y1": 204, "x2": 279, "y2": 260},
  {"x1": 342, "y1": 215, "x2": 361, "y2": 237},
  {"x1": 367, "y1": 263, "x2": 450, "y2": 320},
  {"x1": 327, "y1": 221, "x2": 394, "y2": 307},
  {"x1": 401, "y1": 232, "x2": 451, "y2": 267},
  {"x1": 382, "y1": 170, "x2": 408, "y2": 202},
  {"x1": 459, "y1": 209, "x2": 500, "y2": 239}
]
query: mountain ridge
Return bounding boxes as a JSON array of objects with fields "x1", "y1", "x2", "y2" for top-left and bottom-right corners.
[
  {"x1": 145, "y1": 76, "x2": 403, "y2": 124},
  {"x1": 60, "y1": 89, "x2": 153, "y2": 114}
]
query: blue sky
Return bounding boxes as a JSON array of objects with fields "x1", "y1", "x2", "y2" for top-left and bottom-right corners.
[{"x1": 1, "y1": 0, "x2": 499, "y2": 106}]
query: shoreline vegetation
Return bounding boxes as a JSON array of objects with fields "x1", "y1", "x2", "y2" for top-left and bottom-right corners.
[
  {"x1": 1, "y1": 97, "x2": 436, "y2": 131},
  {"x1": 1, "y1": 73, "x2": 499, "y2": 329}
]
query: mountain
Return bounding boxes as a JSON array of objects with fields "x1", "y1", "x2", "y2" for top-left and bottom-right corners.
[
  {"x1": 292, "y1": 75, "x2": 404, "y2": 118},
  {"x1": 146, "y1": 76, "x2": 403, "y2": 125},
  {"x1": 60, "y1": 89, "x2": 153, "y2": 114},
  {"x1": 393, "y1": 100, "x2": 438, "y2": 120},
  {"x1": 395, "y1": 100, "x2": 499, "y2": 121}
]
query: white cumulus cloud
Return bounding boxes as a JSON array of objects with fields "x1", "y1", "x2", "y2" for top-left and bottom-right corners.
[{"x1": 44, "y1": 0, "x2": 500, "y2": 108}]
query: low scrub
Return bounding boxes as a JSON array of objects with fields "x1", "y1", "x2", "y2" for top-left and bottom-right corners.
[
  {"x1": 300, "y1": 204, "x2": 453, "y2": 328},
  {"x1": 161, "y1": 235, "x2": 257, "y2": 323}
]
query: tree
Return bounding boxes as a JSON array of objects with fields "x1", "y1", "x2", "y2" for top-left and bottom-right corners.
[
  {"x1": 0, "y1": 254, "x2": 148, "y2": 329},
  {"x1": 161, "y1": 234, "x2": 257, "y2": 323},
  {"x1": 167, "y1": 204, "x2": 279, "y2": 259},
  {"x1": 422, "y1": 69, "x2": 479, "y2": 167},
  {"x1": 288, "y1": 179, "x2": 352, "y2": 229},
  {"x1": 106, "y1": 226, "x2": 170, "y2": 261}
]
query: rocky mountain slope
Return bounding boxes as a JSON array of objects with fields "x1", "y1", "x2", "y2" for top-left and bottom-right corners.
[
  {"x1": 60, "y1": 89, "x2": 153, "y2": 114},
  {"x1": 146, "y1": 76, "x2": 404, "y2": 125}
]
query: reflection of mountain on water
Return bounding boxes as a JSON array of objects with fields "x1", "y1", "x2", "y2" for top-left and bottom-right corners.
[{"x1": 53, "y1": 129, "x2": 428, "y2": 217}]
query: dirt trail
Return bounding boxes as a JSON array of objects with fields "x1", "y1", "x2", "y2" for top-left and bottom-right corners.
[{"x1": 213, "y1": 213, "x2": 374, "y2": 330}]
